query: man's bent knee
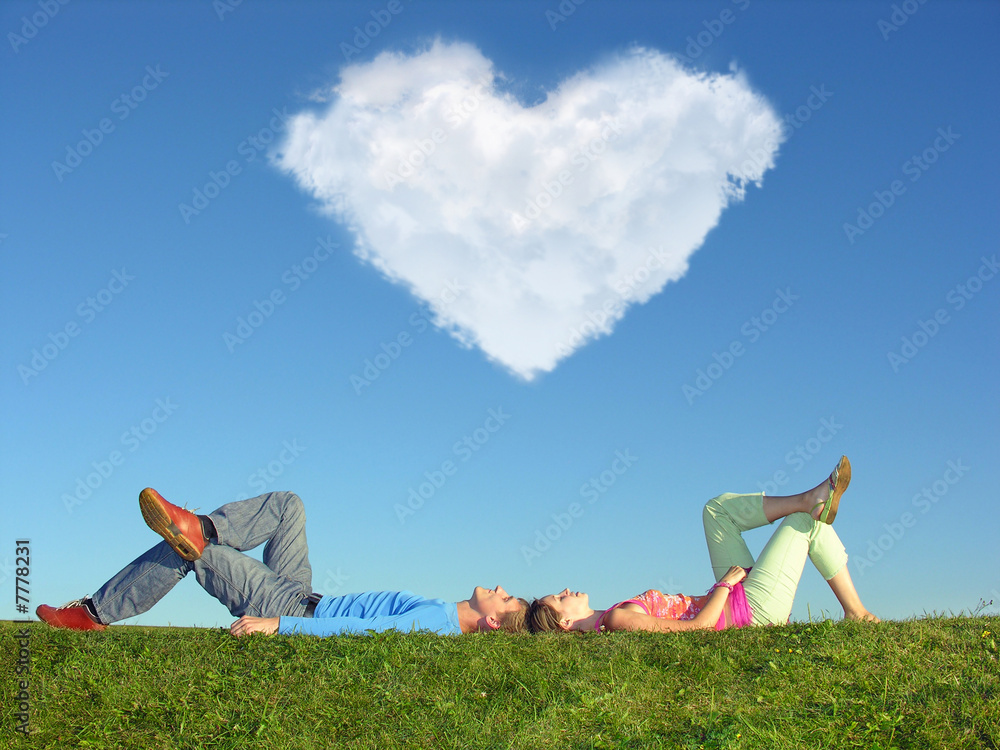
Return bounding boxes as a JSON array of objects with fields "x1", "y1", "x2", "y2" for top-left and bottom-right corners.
[{"x1": 270, "y1": 491, "x2": 305, "y2": 514}]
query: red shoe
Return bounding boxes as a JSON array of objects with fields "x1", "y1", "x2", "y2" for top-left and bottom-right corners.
[
  {"x1": 138, "y1": 487, "x2": 206, "y2": 561},
  {"x1": 37, "y1": 599, "x2": 107, "y2": 631}
]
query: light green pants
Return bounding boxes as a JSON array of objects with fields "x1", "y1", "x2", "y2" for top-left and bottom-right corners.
[{"x1": 702, "y1": 492, "x2": 848, "y2": 626}]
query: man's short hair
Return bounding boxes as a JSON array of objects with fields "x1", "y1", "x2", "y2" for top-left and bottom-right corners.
[{"x1": 495, "y1": 598, "x2": 530, "y2": 633}]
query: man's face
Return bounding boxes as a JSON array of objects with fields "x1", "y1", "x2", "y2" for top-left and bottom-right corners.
[{"x1": 470, "y1": 585, "x2": 523, "y2": 622}]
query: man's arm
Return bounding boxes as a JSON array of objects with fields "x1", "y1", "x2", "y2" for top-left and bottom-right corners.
[
  {"x1": 231, "y1": 615, "x2": 279, "y2": 637},
  {"x1": 277, "y1": 604, "x2": 459, "y2": 637},
  {"x1": 229, "y1": 611, "x2": 455, "y2": 638}
]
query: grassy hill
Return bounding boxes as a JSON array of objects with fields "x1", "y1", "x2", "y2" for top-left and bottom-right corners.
[{"x1": 2, "y1": 616, "x2": 997, "y2": 749}]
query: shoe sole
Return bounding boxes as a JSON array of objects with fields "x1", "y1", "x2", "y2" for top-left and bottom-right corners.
[
  {"x1": 139, "y1": 489, "x2": 202, "y2": 561},
  {"x1": 822, "y1": 456, "x2": 851, "y2": 525}
]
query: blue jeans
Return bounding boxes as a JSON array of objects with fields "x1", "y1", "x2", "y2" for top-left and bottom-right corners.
[{"x1": 91, "y1": 492, "x2": 314, "y2": 624}]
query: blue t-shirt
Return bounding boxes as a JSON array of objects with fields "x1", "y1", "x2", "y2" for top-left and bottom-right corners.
[{"x1": 278, "y1": 590, "x2": 461, "y2": 637}]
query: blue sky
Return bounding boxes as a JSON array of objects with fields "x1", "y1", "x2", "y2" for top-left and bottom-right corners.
[{"x1": 2, "y1": 0, "x2": 997, "y2": 630}]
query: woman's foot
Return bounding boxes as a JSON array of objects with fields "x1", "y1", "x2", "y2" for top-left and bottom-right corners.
[
  {"x1": 760, "y1": 456, "x2": 852, "y2": 524},
  {"x1": 844, "y1": 609, "x2": 880, "y2": 623},
  {"x1": 803, "y1": 481, "x2": 832, "y2": 520},
  {"x1": 808, "y1": 490, "x2": 828, "y2": 521},
  {"x1": 809, "y1": 456, "x2": 851, "y2": 524},
  {"x1": 827, "y1": 566, "x2": 878, "y2": 624}
]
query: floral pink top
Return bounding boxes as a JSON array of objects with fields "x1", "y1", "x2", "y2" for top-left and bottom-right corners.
[{"x1": 597, "y1": 586, "x2": 753, "y2": 631}]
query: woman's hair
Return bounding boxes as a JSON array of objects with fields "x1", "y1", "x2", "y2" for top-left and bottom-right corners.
[
  {"x1": 525, "y1": 598, "x2": 565, "y2": 633},
  {"x1": 496, "y1": 598, "x2": 531, "y2": 633}
]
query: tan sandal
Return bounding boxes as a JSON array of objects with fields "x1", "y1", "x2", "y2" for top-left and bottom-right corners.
[{"x1": 812, "y1": 455, "x2": 851, "y2": 525}]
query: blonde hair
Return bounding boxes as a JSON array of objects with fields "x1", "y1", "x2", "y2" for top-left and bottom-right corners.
[
  {"x1": 526, "y1": 598, "x2": 565, "y2": 634},
  {"x1": 496, "y1": 598, "x2": 530, "y2": 633}
]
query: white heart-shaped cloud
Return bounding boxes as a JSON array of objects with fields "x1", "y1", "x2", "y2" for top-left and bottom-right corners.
[{"x1": 276, "y1": 41, "x2": 784, "y2": 380}]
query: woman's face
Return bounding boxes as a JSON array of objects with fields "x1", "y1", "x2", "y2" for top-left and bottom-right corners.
[{"x1": 540, "y1": 588, "x2": 591, "y2": 627}]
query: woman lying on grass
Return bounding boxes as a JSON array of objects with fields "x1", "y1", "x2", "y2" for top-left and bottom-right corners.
[{"x1": 526, "y1": 456, "x2": 880, "y2": 633}]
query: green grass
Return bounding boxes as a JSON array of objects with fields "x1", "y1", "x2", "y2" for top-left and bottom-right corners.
[{"x1": 2, "y1": 616, "x2": 998, "y2": 749}]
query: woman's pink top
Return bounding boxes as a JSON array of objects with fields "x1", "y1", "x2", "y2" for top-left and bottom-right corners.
[{"x1": 595, "y1": 586, "x2": 752, "y2": 631}]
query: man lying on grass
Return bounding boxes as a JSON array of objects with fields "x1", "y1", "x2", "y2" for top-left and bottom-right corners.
[
  {"x1": 38, "y1": 490, "x2": 528, "y2": 636},
  {"x1": 527, "y1": 456, "x2": 880, "y2": 634}
]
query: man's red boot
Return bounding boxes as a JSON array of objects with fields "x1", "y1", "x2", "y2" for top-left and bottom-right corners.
[
  {"x1": 36, "y1": 599, "x2": 107, "y2": 631},
  {"x1": 138, "y1": 487, "x2": 206, "y2": 561}
]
